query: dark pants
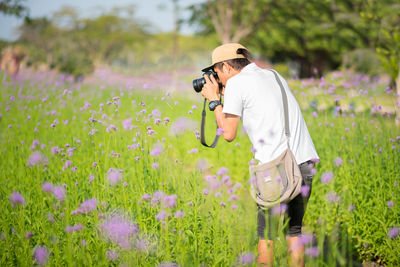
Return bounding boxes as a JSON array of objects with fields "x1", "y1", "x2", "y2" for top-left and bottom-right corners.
[{"x1": 257, "y1": 160, "x2": 314, "y2": 240}]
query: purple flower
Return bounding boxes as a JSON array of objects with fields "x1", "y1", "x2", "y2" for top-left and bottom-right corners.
[
  {"x1": 388, "y1": 201, "x2": 394, "y2": 208},
  {"x1": 326, "y1": 192, "x2": 340, "y2": 203},
  {"x1": 300, "y1": 233, "x2": 313, "y2": 245},
  {"x1": 271, "y1": 204, "x2": 288, "y2": 215},
  {"x1": 162, "y1": 194, "x2": 177, "y2": 208},
  {"x1": 152, "y1": 163, "x2": 159, "y2": 169},
  {"x1": 33, "y1": 246, "x2": 49, "y2": 266},
  {"x1": 174, "y1": 210, "x2": 185, "y2": 218},
  {"x1": 150, "y1": 145, "x2": 163, "y2": 156},
  {"x1": 187, "y1": 148, "x2": 199, "y2": 154},
  {"x1": 169, "y1": 117, "x2": 197, "y2": 135},
  {"x1": 9, "y1": 191, "x2": 25, "y2": 207},
  {"x1": 51, "y1": 186, "x2": 65, "y2": 202},
  {"x1": 141, "y1": 194, "x2": 151, "y2": 200},
  {"x1": 217, "y1": 167, "x2": 228, "y2": 176},
  {"x1": 65, "y1": 160, "x2": 72, "y2": 168},
  {"x1": 228, "y1": 194, "x2": 239, "y2": 202},
  {"x1": 107, "y1": 168, "x2": 122, "y2": 185},
  {"x1": 348, "y1": 204, "x2": 355, "y2": 212},
  {"x1": 156, "y1": 210, "x2": 168, "y2": 221},
  {"x1": 99, "y1": 213, "x2": 138, "y2": 248},
  {"x1": 300, "y1": 185, "x2": 310, "y2": 197},
  {"x1": 388, "y1": 226, "x2": 399, "y2": 239},
  {"x1": 231, "y1": 204, "x2": 238, "y2": 210},
  {"x1": 25, "y1": 232, "x2": 33, "y2": 239},
  {"x1": 65, "y1": 223, "x2": 84, "y2": 233},
  {"x1": 305, "y1": 246, "x2": 320, "y2": 257},
  {"x1": 321, "y1": 171, "x2": 334, "y2": 183},
  {"x1": 220, "y1": 201, "x2": 226, "y2": 207},
  {"x1": 334, "y1": 157, "x2": 343, "y2": 166},
  {"x1": 106, "y1": 250, "x2": 119, "y2": 261},
  {"x1": 203, "y1": 189, "x2": 209, "y2": 195},
  {"x1": 27, "y1": 151, "x2": 48, "y2": 166},
  {"x1": 41, "y1": 182, "x2": 53, "y2": 192},
  {"x1": 122, "y1": 118, "x2": 133, "y2": 130},
  {"x1": 237, "y1": 252, "x2": 255, "y2": 265},
  {"x1": 79, "y1": 198, "x2": 98, "y2": 214},
  {"x1": 216, "y1": 128, "x2": 224, "y2": 136}
]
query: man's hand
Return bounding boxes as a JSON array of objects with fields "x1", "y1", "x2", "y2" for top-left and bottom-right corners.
[{"x1": 201, "y1": 74, "x2": 220, "y2": 101}]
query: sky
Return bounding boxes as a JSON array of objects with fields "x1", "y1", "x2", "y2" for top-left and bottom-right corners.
[{"x1": 0, "y1": 0, "x2": 205, "y2": 41}]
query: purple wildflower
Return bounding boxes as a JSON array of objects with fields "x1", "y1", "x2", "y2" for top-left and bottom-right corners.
[
  {"x1": 217, "y1": 167, "x2": 228, "y2": 176},
  {"x1": 99, "y1": 213, "x2": 138, "y2": 249},
  {"x1": 321, "y1": 171, "x2": 334, "y2": 183},
  {"x1": 122, "y1": 118, "x2": 133, "y2": 130},
  {"x1": 41, "y1": 182, "x2": 53, "y2": 193},
  {"x1": 9, "y1": 191, "x2": 25, "y2": 207},
  {"x1": 27, "y1": 151, "x2": 47, "y2": 166},
  {"x1": 174, "y1": 210, "x2": 185, "y2": 218},
  {"x1": 25, "y1": 232, "x2": 33, "y2": 239},
  {"x1": 216, "y1": 128, "x2": 224, "y2": 136},
  {"x1": 79, "y1": 198, "x2": 98, "y2": 214},
  {"x1": 169, "y1": 117, "x2": 197, "y2": 135},
  {"x1": 203, "y1": 189, "x2": 209, "y2": 195},
  {"x1": 33, "y1": 246, "x2": 49, "y2": 266},
  {"x1": 231, "y1": 204, "x2": 238, "y2": 210},
  {"x1": 300, "y1": 185, "x2": 310, "y2": 197},
  {"x1": 156, "y1": 210, "x2": 168, "y2": 221},
  {"x1": 348, "y1": 204, "x2": 355, "y2": 212},
  {"x1": 107, "y1": 168, "x2": 122, "y2": 185},
  {"x1": 388, "y1": 226, "x2": 399, "y2": 239},
  {"x1": 65, "y1": 223, "x2": 84, "y2": 233},
  {"x1": 106, "y1": 250, "x2": 119, "y2": 261},
  {"x1": 141, "y1": 194, "x2": 151, "y2": 200},
  {"x1": 51, "y1": 186, "x2": 65, "y2": 202},
  {"x1": 326, "y1": 192, "x2": 340, "y2": 203},
  {"x1": 152, "y1": 163, "x2": 159, "y2": 169},
  {"x1": 388, "y1": 201, "x2": 394, "y2": 208},
  {"x1": 300, "y1": 233, "x2": 313, "y2": 245},
  {"x1": 271, "y1": 204, "x2": 288, "y2": 215},
  {"x1": 162, "y1": 194, "x2": 177, "y2": 208},
  {"x1": 305, "y1": 246, "x2": 320, "y2": 257},
  {"x1": 237, "y1": 252, "x2": 256, "y2": 265},
  {"x1": 334, "y1": 157, "x2": 343, "y2": 166},
  {"x1": 220, "y1": 201, "x2": 226, "y2": 207},
  {"x1": 150, "y1": 145, "x2": 163, "y2": 156}
]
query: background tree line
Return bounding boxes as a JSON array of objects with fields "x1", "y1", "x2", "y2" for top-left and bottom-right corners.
[{"x1": 1, "y1": 0, "x2": 399, "y2": 91}]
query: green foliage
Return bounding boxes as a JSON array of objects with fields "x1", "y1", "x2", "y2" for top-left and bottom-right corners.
[
  {"x1": 0, "y1": 0, "x2": 28, "y2": 18},
  {"x1": 342, "y1": 48, "x2": 384, "y2": 77},
  {"x1": 0, "y1": 68, "x2": 399, "y2": 265}
]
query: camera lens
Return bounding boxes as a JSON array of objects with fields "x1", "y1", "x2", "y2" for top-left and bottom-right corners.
[{"x1": 193, "y1": 77, "x2": 206, "y2": 93}]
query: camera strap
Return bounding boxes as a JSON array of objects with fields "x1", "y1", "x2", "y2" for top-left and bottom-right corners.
[{"x1": 200, "y1": 98, "x2": 220, "y2": 148}]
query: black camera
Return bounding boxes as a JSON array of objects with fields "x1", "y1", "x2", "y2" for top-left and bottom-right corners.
[{"x1": 192, "y1": 70, "x2": 220, "y2": 93}]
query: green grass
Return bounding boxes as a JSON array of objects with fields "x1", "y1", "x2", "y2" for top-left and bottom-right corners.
[{"x1": 0, "y1": 70, "x2": 399, "y2": 266}]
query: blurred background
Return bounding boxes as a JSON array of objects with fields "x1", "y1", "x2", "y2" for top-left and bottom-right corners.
[{"x1": 0, "y1": 0, "x2": 399, "y2": 90}]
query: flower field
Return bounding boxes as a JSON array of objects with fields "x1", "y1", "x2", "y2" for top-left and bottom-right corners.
[{"x1": 0, "y1": 68, "x2": 399, "y2": 266}]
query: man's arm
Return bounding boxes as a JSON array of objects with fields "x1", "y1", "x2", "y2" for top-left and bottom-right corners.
[{"x1": 213, "y1": 105, "x2": 240, "y2": 142}]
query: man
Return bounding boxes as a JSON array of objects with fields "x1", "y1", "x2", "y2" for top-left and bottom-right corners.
[{"x1": 200, "y1": 43, "x2": 319, "y2": 267}]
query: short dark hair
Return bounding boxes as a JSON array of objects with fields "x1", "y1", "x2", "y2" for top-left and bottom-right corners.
[{"x1": 215, "y1": 48, "x2": 252, "y2": 70}]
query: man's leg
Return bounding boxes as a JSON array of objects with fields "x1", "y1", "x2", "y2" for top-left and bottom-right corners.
[
  {"x1": 258, "y1": 239, "x2": 274, "y2": 267},
  {"x1": 257, "y1": 205, "x2": 274, "y2": 266},
  {"x1": 286, "y1": 161, "x2": 314, "y2": 267},
  {"x1": 287, "y1": 235, "x2": 304, "y2": 267}
]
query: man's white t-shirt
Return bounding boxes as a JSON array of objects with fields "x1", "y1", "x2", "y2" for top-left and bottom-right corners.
[{"x1": 222, "y1": 63, "x2": 319, "y2": 164}]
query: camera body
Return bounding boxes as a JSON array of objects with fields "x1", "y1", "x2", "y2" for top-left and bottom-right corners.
[{"x1": 192, "y1": 70, "x2": 220, "y2": 93}]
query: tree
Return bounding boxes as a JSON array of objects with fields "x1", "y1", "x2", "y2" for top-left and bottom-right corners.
[
  {"x1": 188, "y1": 0, "x2": 271, "y2": 44},
  {"x1": 0, "y1": 0, "x2": 29, "y2": 18}
]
